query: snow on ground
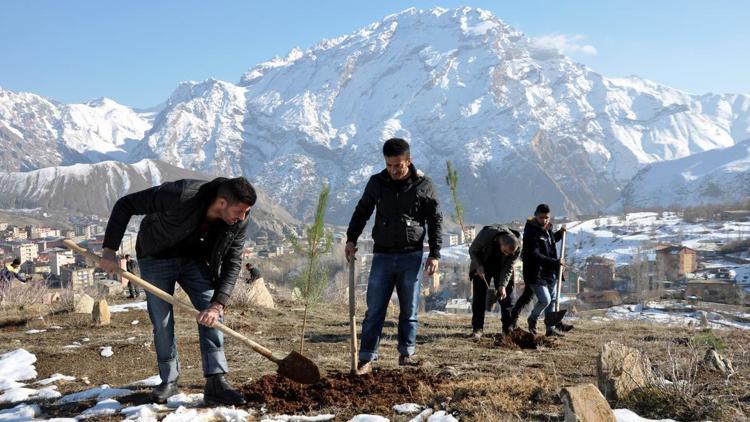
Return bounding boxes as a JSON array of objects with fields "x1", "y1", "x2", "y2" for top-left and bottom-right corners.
[
  {"x1": 603, "y1": 301, "x2": 750, "y2": 330},
  {"x1": 109, "y1": 301, "x2": 148, "y2": 313},
  {"x1": 0, "y1": 403, "x2": 41, "y2": 421},
  {"x1": 566, "y1": 212, "x2": 750, "y2": 267},
  {"x1": 35, "y1": 374, "x2": 75, "y2": 385},
  {"x1": 614, "y1": 408, "x2": 676, "y2": 421},
  {"x1": 348, "y1": 415, "x2": 389, "y2": 422},
  {"x1": 25, "y1": 329, "x2": 46, "y2": 334},
  {"x1": 162, "y1": 405, "x2": 251, "y2": 422},
  {"x1": 127, "y1": 375, "x2": 162, "y2": 387},
  {"x1": 261, "y1": 415, "x2": 335, "y2": 421},
  {"x1": 78, "y1": 398, "x2": 122, "y2": 419},
  {"x1": 393, "y1": 403, "x2": 423, "y2": 414},
  {"x1": 99, "y1": 346, "x2": 113, "y2": 358},
  {"x1": 57, "y1": 384, "x2": 132, "y2": 404}
]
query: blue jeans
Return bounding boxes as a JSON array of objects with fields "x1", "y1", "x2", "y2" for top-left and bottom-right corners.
[
  {"x1": 528, "y1": 277, "x2": 558, "y2": 322},
  {"x1": 139, "y1": 257, "x2": 228, "y2": 383},
  {"x1": 359, "y1": 251, "x2": 423, "y2": 362}
]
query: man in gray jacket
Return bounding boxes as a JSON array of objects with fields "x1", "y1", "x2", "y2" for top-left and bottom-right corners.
[{"x1": 468, "y1": 225, "x2": 521, "y2": 338}]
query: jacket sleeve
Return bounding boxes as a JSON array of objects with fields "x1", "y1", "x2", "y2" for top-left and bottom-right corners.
[
  {"x1": 424, "y1": 180, "x2": 443, "y2": 259},
  {"x1": 212, "y1": 223, "x2": 247, "y2": 306},
  {"x1": 346, "y1": 177, "x2": 378, "y2": 244},
  {"x1": 102, "y1": 181, "x2": 184, "y2": 251},
  {"x1": 495, "y1": 248, "x2": 520, "y2": 289},
  {"x1": 468, "y1": 227, "x2": 491, "y2": 271}
]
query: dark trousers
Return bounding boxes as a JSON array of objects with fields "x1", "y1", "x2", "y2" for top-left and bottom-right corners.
[{"x1": 471, "y1": 273, "x2": 515, "y2": 331}]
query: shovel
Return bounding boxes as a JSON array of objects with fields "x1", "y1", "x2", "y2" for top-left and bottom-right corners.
[
  {"x1": 347, "y1": 257, "x2": 358, "y2": 375},
  {"x1": 64, "y1": 239, "x2": 325, "y2": 385}
]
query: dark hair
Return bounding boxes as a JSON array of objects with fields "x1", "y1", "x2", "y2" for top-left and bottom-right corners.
[
  {"x1": 11, "y1": 257, "x2": 21, "y2": 266},
  {"x1": 217, "y1": 177, "x2": 257, "y2": 206},
  {"x1": 498, "y1": 233, "x2": 521, "y2": 252},
  {"x1": 382, "y1": 138, "x2": 410, "y2": 158},
  {"x1": 125, "y1": 254, "x2": 131, "y2": 259},
  {"x1": 535, "y1": 203, "x2": 551, "y2": 214}
]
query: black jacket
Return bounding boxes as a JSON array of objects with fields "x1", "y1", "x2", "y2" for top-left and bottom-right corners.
[
  {"x1": 103, "y1": 178, "x2": 247, "y2": 306},
  {"x1": 346, "y1": 164, "x2": 443, "y2": 259},
  {"x1": 468, "y1": 225, "x2": 521, "y2": 289},
  {"x1": 521, "y1": 217, "x2": 563, "y2": 284}
]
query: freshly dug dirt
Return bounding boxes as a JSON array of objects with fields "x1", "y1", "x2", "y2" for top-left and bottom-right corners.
[{"x1": 241, "y1": 368, "x2": 442, "y2": 414}]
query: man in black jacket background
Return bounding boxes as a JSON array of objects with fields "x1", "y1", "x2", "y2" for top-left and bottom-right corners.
[
  {"x1": 468, "y1": 225, "x2": 521, "y2": 339},
  {"x1": 100, "y1": 177, "x2": 254, "y2": 405},
  {"x1": 345, "y1": 138, "x2": 443, "y2": 374},
  {"x1": 510, "y1": 204, "x2": 567, "y2": 336}
]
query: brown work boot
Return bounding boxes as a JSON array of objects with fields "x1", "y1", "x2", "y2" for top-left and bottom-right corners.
[
  {"x1": 398, "y1": 354, "x2": 422, "y2": 367},
  {"x1": 356, "y1": 360, "x2": 373, "y2": 375}
]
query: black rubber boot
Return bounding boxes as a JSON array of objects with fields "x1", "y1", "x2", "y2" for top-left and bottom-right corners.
[
  {"x1": 151, "y1": 381, "x2": 179, "y2": 404},
  {"x1": 204, "y1": 374, "x2": 246, "y2": 406}
]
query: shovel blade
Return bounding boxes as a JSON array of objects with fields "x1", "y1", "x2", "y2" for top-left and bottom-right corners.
[
  {"x1": 276, "y1": 351, "x2": 326, "y2": 384},
  {"x1": 545, "y1": 309, "x2": 568, "y2": 327}
]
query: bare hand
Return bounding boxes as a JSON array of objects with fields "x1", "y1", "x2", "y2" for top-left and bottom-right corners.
[
  {"x1": 559, "y1": 258, "x2": 566, "y2": 269},
  {"x1": 497, "y1": 287, "x2": 507, "y2": 301},
  {"x1": 99, "y1": 248, "x2": 119, "y2": 274},
  {"x1": 425, "y1": 257, "x2": 439, "y2": 276},
  {"x1": 345, "y1": 242, "x2": 358, "y2": 262},
  {"x1": 197, "y1": 303, "x2": 223, "y2": 327},
  {"x1": 559, "y1": 225, "x2": 567, "y2": 234}
]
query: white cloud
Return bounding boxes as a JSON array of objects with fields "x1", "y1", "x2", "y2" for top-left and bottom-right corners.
[{"x1": 531, "y1": 34, "x2": 598, "y2": 56}]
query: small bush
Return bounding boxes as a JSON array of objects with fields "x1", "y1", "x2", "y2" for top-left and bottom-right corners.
[{"x1": 692, "y1": 331, "x2": 727, "y2": 353}]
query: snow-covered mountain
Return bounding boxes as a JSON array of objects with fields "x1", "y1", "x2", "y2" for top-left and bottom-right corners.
[
  {"x1": 614, "y1": 139, "x2": 750, "y2": 210},
  {"x1": 0, "y1": 89, "x2": 153, "y2": 171},
  {"x1": 0, "y1": 159, "x2": 299, "y2": 240},
  {"x1": 4, "y1": 7, "x2": 750, "y2": 223},
  {"x1": 134, "y1": 7, "x2": 750, "y2": 222}
]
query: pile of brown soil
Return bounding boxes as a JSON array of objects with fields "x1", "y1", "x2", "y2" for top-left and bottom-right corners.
[{"x1": 241, "y1": 368, "x2": 441, "y2": 414}]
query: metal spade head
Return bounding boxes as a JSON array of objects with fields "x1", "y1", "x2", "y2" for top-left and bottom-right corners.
[{"x1": 276, "y1": 350, "x2": 326, "y2": 385}]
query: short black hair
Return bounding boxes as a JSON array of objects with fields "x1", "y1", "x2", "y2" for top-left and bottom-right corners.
[
  {"x1": 382, "y1": 138, "x2": 410, "y2": 158},
  {"x1": 217, "y1": 177, "x2": 257, "y2": 206},
  {"x1": 535, "y1": 203, "x2": 551, "y2": 214},
  {"x1": 11, "y1": 257, "x2": 21, "y2": 266},
  {"x1": 125, "y1": 254, "x2": 131, "y2": 259}
]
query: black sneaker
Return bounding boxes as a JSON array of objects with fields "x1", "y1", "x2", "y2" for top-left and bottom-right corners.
[
  {"x1": 556, "y1": 322, "x2": 574, "y2": 332},
  {"x1": 151, "y1": 381, "x2": 179, "y2": 404},
  {"x1": 204, "y1": 374, "x2": 246, "y2": 406}
]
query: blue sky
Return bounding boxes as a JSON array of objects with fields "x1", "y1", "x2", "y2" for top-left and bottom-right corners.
[{"x1": 1, "y1": 1, "x2": 747, "y2": 108}]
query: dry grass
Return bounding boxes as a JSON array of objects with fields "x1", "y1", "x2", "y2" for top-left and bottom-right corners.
[{"x1": 0, "y1": 296, "x2": 748, "y2": 420}]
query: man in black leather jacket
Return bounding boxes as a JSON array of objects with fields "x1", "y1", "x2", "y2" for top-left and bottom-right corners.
[
  {"x1": 345, "y1": 138, "x2": 443, "y2": 374},
  {"x1": 100, "y1": 177, "x2": 255, "y2": 405}
]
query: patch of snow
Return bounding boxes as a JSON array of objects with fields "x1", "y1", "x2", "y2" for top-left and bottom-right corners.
[
  {"x1": 24, "y1": 329, "x2": 46, "y2": 334},
  {"x1": 121, "y1": 403, "x2": 168, "y2": 421},
  {"x1": 78, "y1": 398, "x2": 122, "y2": 419},
  {"x1": 162, "y1": 405, "x2": 251, "y2": 422},
  {"x1": 109, "y1": 301, "x2": 148, "y2": 313},
  {"x1": 427, "y1": 411, "x2": 458, "y2": 422},
  {"x1": 132, "y1": 320, "x2": 140, "y2": 325},
  {"x1": 35, "y1": 373, "x2": 75, "y2": 385},
  {"x1": 261, "y1": 415, "x2": 336, "y2": 421},
  {"x1": 100, "y1": 347, "x2": 114, "y2": 358},
  {"x1": 127, "y1": 375, "x2": 162, "y2": 387},
  {"x1": 0, "y1": 403, "x2": 41, "y2": 421},
  {"x1": 393, "y1": 403, "x2": 423, "y2": 414},
  {"x1": 613, "y1": 408, "x2": 677, "y2": 422},
  {"x1": 49, "y1": 325, "x2": 63, "y2": 330},
  {"x1": 408, "y1": 408, "x2": 434, "y2": 422},
  {"x1": 57, "y1": 384, "x2": 132, "y2": 404},
  {"x1": 165, "y1": 393, "x2": 204, "y2": 408},
  {"x1": 348, "y1": 416, "x2": 389, "y2": 422}
]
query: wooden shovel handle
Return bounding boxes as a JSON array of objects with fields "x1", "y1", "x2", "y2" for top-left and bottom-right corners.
[{"x1": 63, "y1": 239, "x2": 279, "y2": 362}]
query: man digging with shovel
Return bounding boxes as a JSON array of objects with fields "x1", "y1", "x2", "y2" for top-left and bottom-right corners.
[
  {"x1": 468, "y1": 225, "x2": 521, "y2": 339},
  {"x1": 99, "y1": 177, "x2": 255, "y2": 405}
]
